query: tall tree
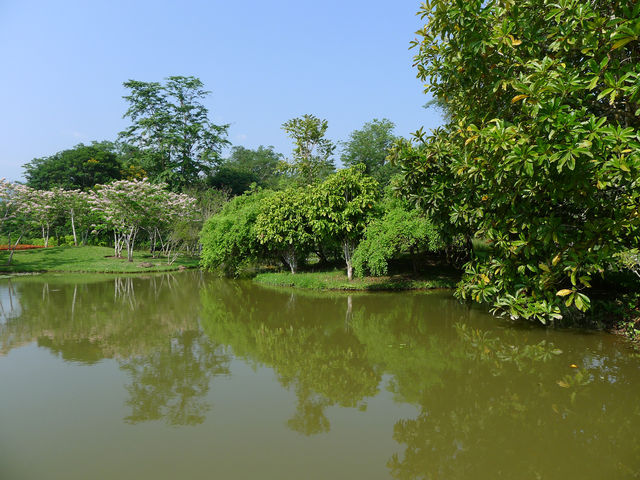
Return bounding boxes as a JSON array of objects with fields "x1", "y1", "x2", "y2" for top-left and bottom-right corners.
[
  {"x1": 391, "y1": 0, "x2": 640, "y2": 323},
  {"x1": 120, "y1": 76, "x2": 230, "y2": 191},
  {"x1": 23, "y1": 142, "x2": 122, "y2": 190},
  {"x1": 341, "y1": 118, "x2": 398, "y2": 186},
  {"x1": 282, "y1": 114, "x2": 335, "y2": 185}
]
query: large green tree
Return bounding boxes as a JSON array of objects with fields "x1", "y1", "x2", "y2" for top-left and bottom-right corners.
[
  {"x1": 313, "y1": 166, "x2": 380, "y2": 280},
  {"x1": 392, "y1": 0, "x2": 640, "y2": 323},
  {"x1": 23, "y1": 141, "x2": 122, "y2": 190},
  {"x1": 282, "y1": 114, "x2": 336, "y2": 185},
  {"x1": 255, "y1": 187, "x2": 316, "y2": 273},
  {"x1": 120, "y1": 76, "x2": 230, "y2": 191},
  {"x1": 341, "y1": 118, "x2": 398, "y2": 186}
]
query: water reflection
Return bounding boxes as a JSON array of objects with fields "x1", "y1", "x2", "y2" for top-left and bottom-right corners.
[
  {"x1": 0, "y1": 273, "x2": 639, "y2": 478},
  {"x1": 121, "y1": 330, "x2": 229, "y2": 426},
  {"x1": 0, "y1": 273, "x2": 230, "y2": 426}
]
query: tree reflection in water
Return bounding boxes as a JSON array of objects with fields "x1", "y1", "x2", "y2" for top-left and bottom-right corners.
[
  {"x1": 121, "y1": 329, "x2": 229, "y2": 426},
  {"x1": 0, "y1": 272, "x2": 230, "y2": 426},
  {"x1": 1, "y1": 274, "x2": 639, "y2": 478},
  {"x1": 200, "y1": 282, "x2": 640, "y2": 479}
]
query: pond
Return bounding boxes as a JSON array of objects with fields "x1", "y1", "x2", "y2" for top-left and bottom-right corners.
[{"x1": 0, "y1": 271, "x2": 638, "y2": 479}]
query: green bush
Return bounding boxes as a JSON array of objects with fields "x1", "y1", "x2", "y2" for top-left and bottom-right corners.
[
  {"x1": 200, "y1": 189, "x2": 274, "y2": 275},
  {"x1": 353, "y1": 196, "x2": 444, "y2": 277}
]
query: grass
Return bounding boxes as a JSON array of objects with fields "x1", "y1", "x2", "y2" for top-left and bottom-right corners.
[
  {"x1": 253, "y1": 267, "x2": 458, "y2": 291},
  {"x1": 0, "y1": 246, "x2": 200, "y2": 274}
]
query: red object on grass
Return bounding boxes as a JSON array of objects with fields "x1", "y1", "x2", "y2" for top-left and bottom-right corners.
[{"x1": 0, "y1": 245, "x2": 45, "y2": 251}]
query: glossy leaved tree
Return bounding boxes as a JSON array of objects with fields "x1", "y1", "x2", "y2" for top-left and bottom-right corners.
[
  {"x1": 391, "y1": 0, "x2": 640, "y2": 323},
  {"x1": 314, "y1": 166, "x2": 380, "y2": 280},
  {"x1": 120, "y1": 76, "x2": 230, "y2": 191},
  {"x1": 255, "y1": 187, "x2": 316, "y2": 273}
]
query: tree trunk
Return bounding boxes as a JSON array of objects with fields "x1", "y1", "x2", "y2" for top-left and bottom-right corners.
[
  {"x1": 7, "y1": 233, "x2": 23, "y2": 265},
  {"x1": 114, "y1": 232, "x2": 120, "y2": 258},
  {"x1": 150, "y1": 229, "x2": 156, "y2": 257},
  {"x1": 126, "y1": 226, "x2": 138, "y2": 262},
  {"x1": 343, "y1": 239, "x2": 354, "y2": 281},
  {"x1": 71, "y1": 209, "x2": 77, "y2": 246},
  {"x1": 284, "y1": 249, "x2": 297, "y2": 274}
]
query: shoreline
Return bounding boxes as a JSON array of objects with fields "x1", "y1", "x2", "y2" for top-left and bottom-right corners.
[
  {"x1": 252, "y1": 269, "x2": 459, "y2": 292},
  {"x1": 0, "y1": 246, "x2": 200, "y2": 275}
]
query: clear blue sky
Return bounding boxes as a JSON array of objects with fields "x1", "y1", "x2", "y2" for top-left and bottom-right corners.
[{"x1": 0, "y1": 0, "x2": 442, "y2": 182}]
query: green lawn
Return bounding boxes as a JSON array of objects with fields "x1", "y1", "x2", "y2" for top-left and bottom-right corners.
[
  {"x1": 0, "y1": 246, "x2": 200, "y2": 273},
  {"x1": 253, "y1": 267, "x2": 458, "y2": 291}
]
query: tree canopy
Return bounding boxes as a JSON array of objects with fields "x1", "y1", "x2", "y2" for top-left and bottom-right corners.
[
  {"x1": 23, "y1": 142, "x2": 123, "y2": 190},
  {"x1": 208, "y1": 145, "x2": 282, "y2": 195},
  {"x1": 312, "y1": 165, "x2": 380, "y2": 280},
  {"x1": 282, "y1": 114, "x2": 336, "y2": 185},
  {"x1": 341, "y1": 118, "x2": 398, "y2": 186},
  {"x1": 391, "y1": 0, "x2": 640, "y2": 323},
  {"x1": 255, "y1": 188, "x2": 316, "y2": 273},
  {"x1": 120, "y1": 76, "x2": 230, "y2": 191}
]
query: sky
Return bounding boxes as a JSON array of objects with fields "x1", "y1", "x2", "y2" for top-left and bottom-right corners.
[{"x1": 0, "y1": 0, "x2": 442, "y2": 182}]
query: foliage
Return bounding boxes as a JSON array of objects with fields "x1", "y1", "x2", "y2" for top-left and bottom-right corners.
[
  {"x1": 353, "y1": 195, "x2": 444, "y2": 277},
  {"x1": 208, "y1": 145, "x2": 283, "y2": 195},
  {"x1": 312, "y1": 165, "x2": 380, "y2": 280},
  {"x1": 120, "y1": 76, "x2": 230, "y2": 191},
  {"x1": 340, "y1": 118, "x2": 398, "y2": 186},
  {"x1": 255, "y1": 187, "x2": 316, "y2": 273},
  {"x1": 199, "y1": 189, "x2": 274, "y2": 275},
  {"x1": 23, "y1": 141, "x2": 123, "y2": 190},
  {"x1": 392, "y1": 0, "x2": 640, "y2": 323},
  {"x1": 23, "y1": 188, "x2": 67, "y2": 248},
  {"x1": 0, "y1": 181, "x2": 38, "y2": 263},
  {"x1": 618, "y1": 249, "x2": 640, "y2": 279},
  {"x1": 90, "y1": 179, "x2": 196, "y2": 262},
  {"x1": 58, "y1": 189, "x2": 96, "y2": 246},
  {"x1": 282, "y1": 114, "x2": 336, "y2": 185}
]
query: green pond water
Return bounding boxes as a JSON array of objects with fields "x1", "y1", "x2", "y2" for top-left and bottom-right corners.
[{"x1": 0, "y1": 271, "x2": 638, "y2": 479}]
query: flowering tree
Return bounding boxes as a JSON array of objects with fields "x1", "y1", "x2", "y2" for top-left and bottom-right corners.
[
  {"x1": 91, "y1": 180, "x2": 167, "y2": 261},
  {"x1": 151, "y1": 190, "x2": 198, "y2": 264},
  {"x1": 0, "y1": 179, "x2": 14, "y2": 229},
  {"x1": 22, "y1": 188, "x2": 60, "y2": 247},
  {"x1": 90, "y1": 179, "x2": 196, "y2": 262},
  {"x1": 59, "y1": 189, "x2": 95, "y2": 246},
  {"x1": 0, "y1": 180, "x2": 33, "y2": 264}
]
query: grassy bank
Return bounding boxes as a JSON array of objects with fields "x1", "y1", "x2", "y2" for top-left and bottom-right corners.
[
  {"x1": 0, "y1": 246, "x2": 199, "y2": 274},
  {"x1": 253, "y1": 267, "x2": 458, "y2": 291}
]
